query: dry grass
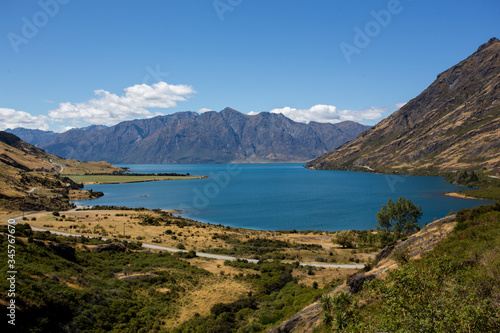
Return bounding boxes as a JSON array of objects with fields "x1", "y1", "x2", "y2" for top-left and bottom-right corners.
[
  {"x1": 164, "y1": 275, "x2": 253, "y2": 329},
  {"x1": 187, "y1": 257, "x2": 260, "y2": 277},
  {"x1": 293, "y1": 267, "x2": 359, "y2": 288},
  {"x1": 12, "y1": 209, "x2": 379, "y2": 265}
]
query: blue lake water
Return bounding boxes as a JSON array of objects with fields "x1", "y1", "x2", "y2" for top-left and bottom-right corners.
[{"x1": 75, "y1": 164, "x2": 493, "y2": 231}]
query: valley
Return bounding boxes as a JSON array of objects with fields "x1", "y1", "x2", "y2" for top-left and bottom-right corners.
[{"x1": 1, "y1": 30, "x2": 499, "y2": 332}]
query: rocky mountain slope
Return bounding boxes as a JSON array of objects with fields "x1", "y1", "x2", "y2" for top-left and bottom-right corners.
[
  {"x1": 307, "y1": 38, "x2": 500, "y2": 173},
  {"x1": 8, "y1": 108, "x2": 370, "y2": 164}
]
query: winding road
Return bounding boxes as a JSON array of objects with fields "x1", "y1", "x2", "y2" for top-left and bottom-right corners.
[
  {"x1": 13, "y1": 212, "x2": 364, "y2": 269},
  {"x1": 49, "y1": 159, "x2": 64, "y2": 173}
]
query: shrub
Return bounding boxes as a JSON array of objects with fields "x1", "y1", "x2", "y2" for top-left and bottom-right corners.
[
  {"x1": 393, "y1": 245, "x2": 410, "y2": 264},
  {"x1": 332, "y1": 230, "x2": 355, "y2": 248}
]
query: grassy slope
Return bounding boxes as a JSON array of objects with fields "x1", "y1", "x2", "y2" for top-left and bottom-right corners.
[
  {"x1": 23, "y1": 208, "x2": 380, "y2": 265},
  {"x1": 0, "y1": 225, "x2": 357, "y2": 333},
  {"x1": 451, "y1": 172, "x2": 500, "y2": 201},
  {"x1": 0, "y1": 133, "x2": 124, "y2": 212},
  {"x1": 458, "y1": 187, "x2": 500, "y2": 201}
]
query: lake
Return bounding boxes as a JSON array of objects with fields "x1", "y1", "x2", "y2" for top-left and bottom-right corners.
[{"x1": 75, "y1": 164, "x2": 493, "y2": 231}]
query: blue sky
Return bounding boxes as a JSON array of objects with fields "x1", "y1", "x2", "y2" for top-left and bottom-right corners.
[{"x1": 0, "y1": 0, "x2": 499, "y2": 131}]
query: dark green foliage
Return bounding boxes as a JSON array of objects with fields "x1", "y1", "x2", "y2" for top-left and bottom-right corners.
[
  {"x1": 2, "y1": 193, "x2": 75, "y2": 212},
  {"x1": 0, "y1": 231, "x2": 208, "y2": 333},
  {"x1": 376, "y1": 197, "x2": 422, "y2": 236},
  {"x1": 175, "y1": 261, "x2": 326, "y2": 332},
  {"x1": 346, "y1": 273, "x2": 375, "y2": 294},
  {"x1": 392, "y1": 245, "x2": 410, "y2": 264},
  {"x1": 204, "y1": 236, "x2": 320, "y2": 258},
  {"x1": 0, "y1": 227, "x2": 327, "y2": 333},
  {"x1": 445, "y1": 169, "x2": 480, "y2": 187},
  {"x1": 320, "y1": 291, "x2": 357, "y2": 330},
  {"x1": 458, "y1": 186, "x2": 500, "y2": 201},
  {"x1": 331, "y1": 230, "x2": 355, "y2": 248},
  {"x1": 320, "y1": 203, "x2": 500, "y2": 332}
]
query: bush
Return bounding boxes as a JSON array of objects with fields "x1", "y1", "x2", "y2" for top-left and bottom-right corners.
[
  {"x1": 346, "y1": 273, "x2": 375, "y2": 293},
  {"x1": 393, "y1": 245, "x2": 410, "y2": 264},
  {"x1": 332, "y1": 230, "x2": 355, "y2": 248}
]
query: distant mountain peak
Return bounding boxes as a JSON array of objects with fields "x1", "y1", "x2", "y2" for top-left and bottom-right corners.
[
  {"x1": 221, "y1": 107, "x2": 241, "y2": 114},
  {"x1": 479, "y1": 37, "x2": 499, "y2": 49}
]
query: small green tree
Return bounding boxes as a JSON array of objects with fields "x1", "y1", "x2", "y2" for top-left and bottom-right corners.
[
  {"x1": 320, "y1": 291, "x2": 356, "y2": 330},
  {"x1": 332, "y1": 230, "x2": 355, "y2": 248},
  {"x1": 376, "y1": 198, "x2": 394, "y2": 233},
  {"x1": 376, "y1": 197, "x2": 422, "y2": 237}
]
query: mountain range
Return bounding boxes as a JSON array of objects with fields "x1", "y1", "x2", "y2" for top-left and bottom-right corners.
[
  {"x1": 307, "y1": 37, "x2": 500, "y2": 173},
  {"x1": 8, "y1": 108, "x2": 370, "y2": 164}
]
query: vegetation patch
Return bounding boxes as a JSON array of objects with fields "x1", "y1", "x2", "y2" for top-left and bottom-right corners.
[{"x1": 317, "y1": 203, "x2": 500, "y2": 332}]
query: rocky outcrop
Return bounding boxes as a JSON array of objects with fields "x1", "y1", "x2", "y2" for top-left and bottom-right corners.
[
  {"x1": 92, "y1": 242, "x2": 127, "y2": 252},
  {"x1": 307, "y1": 38, "x2": 500, "y2": 173},
  {"x1": 8, "y1": 108, "x2": 370, "y2": 164}
]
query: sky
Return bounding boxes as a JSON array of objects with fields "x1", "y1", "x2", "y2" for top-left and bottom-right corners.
[{"x1": 0, "y1": 0, "x2": 499, "y2": 132}]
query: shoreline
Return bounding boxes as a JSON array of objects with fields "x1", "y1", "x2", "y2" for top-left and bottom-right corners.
[
  {"x1": 5, "y1": 208, "x2": 371, "y2": 267},
  {"x1": 75, "y1": 175, "x2": 208, "y2": 185},
  {"x1": 443, "y1": 191, "x2": 487, "y2": 200}
]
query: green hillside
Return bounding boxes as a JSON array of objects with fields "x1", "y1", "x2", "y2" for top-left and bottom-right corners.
[{"x1": 315, "y1": 203, "x2": 500, "y2": 332}]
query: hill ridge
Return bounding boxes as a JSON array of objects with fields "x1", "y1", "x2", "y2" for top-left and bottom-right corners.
[{"x1": 306, "y1": 37, "x2": 500, "y2": 173}]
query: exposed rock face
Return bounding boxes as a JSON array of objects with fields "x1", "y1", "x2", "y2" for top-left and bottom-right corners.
[
  {"x1": 8, "y1": 108, "x2": 370, "y2": 164},
  {"x1": 307, "y1": 38, "x2": 500, "y2": 173},
  {"x1": 92, "y1": 242, "x2": 127, "y2": 252}
]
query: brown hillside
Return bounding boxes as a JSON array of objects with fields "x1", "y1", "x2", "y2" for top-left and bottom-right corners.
[
  {"x1": 0, "y1": 131, "x2": 123, "y2": 212},
  {"x1": 307, "y1": 38, "x2": 500, "y2": 173}
]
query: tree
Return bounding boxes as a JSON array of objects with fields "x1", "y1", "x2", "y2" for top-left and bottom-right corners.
[
  {"x1": 376, "y1": 199, "x2": 394, "y2": 232},
  {"x1": 320, "y1": 291, "x2": 356, "y2": 330},
  {"x1": 332, "y1": 230, "x2": 355, "y2": 248},
  {"x1": 376, "y1": 197, "x2": 422, "y2": 236}
]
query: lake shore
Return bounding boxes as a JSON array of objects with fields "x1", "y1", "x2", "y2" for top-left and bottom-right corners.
[
  {"x1": 71, "y1": 164, "x2": 493, "y2": 231},
  {"x1": 444, "y1": 191, "x2": 482, "y2": 200},
  {"x1": 2, "y1": 207, "x2": 379, "y2": 266},
  {"x1": 69, "y1": 174, "x2": 208, "y2": 185}
]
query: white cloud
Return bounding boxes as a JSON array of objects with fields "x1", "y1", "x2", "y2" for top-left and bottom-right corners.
[
  {"x1": 58, "y1": 125, "x2": 76, "y2": 132},
  {"x1": 0, "y1": 108, "x2": 49, "y2": 131},
  {"x1": 395, "y1": 102, "x2": 407, "y2": 109},
  {"x1": 48, "y1": 81, "x2": 196, "y2": 126},
  {"x1": 198, "y1": 108, "x2": 213, "y2": 113},
  {"x1": 268, "y1": 104, "x2": 399, "y2": 124}
]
